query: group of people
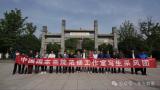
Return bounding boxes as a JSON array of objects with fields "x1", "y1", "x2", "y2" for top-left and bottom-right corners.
[{"x1": 12, "y1": 49, "x2": 148, "y2": 75}]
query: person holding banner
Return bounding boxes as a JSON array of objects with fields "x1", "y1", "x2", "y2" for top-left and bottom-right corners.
[
  {"x1": 117, "y1": 50, "x2": 125, "y2": 73},
  {"x1": 111, "y1": 50, "x2": 118, "y2": 73},
  {"x1": 62, "y1": 51, "x2": 69, "y2": 73},
  {"x1": 82, "y1": 49, "x2": 88, "y2": 72},
  {"x1": 28, "y1": 50, "x2": 34, "y2": 74},
  {"x1": 35, "y1": 51, "x2": 40, "y2": 73},
  {"x1": 88, "y1": 50, "x2": 94, "y2": 73},
  {"x1": 136, "y1": 50, "x2": 148, "y2": 75},
  {"x1": 21, "y1": 53, "x2": 28, "y2": 74},
  {"x1": 40, "y1": 53, "x2": 48, "y2": 74},
  {"x1": 93, "y1": 50, "x2": 98, "y2": 73},
  {"x1": 48, "y1": 51, "x2": 56, "y2": 73},
  {"x1": 103, "y1": 50, "x2": 111, "y2": 73},
  {"x1": 130, "y1": 50, "x2": 136, "y2": 74},
  {"x1": 98, "y1": 51, "x2": 104, "y2": 73},
  {"x1": 12, "y1": 51, "x2": 21, "y2": 74},
  {"x1": 57, "y1": 49, "x2": 63, "y2": 73},
  {"x1": 69, "y1": 51, "x2": 75, "y2": 73},
  {"x1": 75, "y1": 51, "x2": 82, "y2": 72}
]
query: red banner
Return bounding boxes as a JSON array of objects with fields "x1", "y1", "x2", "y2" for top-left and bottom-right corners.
[{"x1": 15, "y1": 55, "x2": 157, "y2": 68}]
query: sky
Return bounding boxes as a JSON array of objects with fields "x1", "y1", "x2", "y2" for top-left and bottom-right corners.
[{"x1": 0, "y1": 0, "x2": 160, "y2": 37}]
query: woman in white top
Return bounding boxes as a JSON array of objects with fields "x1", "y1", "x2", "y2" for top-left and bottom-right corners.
[{"x1": 48, "y1": 51, "x2": 55, "y2": 73}]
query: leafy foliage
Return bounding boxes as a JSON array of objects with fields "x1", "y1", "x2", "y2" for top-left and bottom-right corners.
[
  {"x1": 65, "y1": 38, "x2": 78, "y2": 50},
  {"x1": 82, "y1": 38, "x2": 94, "y2": 50},
  {"x1": 139, "y1": 18, "x2": 160, "y2": 51},
  {"x1": 0, "y1": 9, "x2": 40, "y2": 55},
  {"x1": 118, "y1": 21, "x2": 147, "y2": 52},
  {"x1": 46, "y1": 43, "x2": 60, "y2": 54},
  {"x1": 98, "y1": 43, "x2": 113, "y2": 52}
]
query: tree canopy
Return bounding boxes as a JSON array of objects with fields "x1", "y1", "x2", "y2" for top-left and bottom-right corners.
[{"x1": 0, "y1": 8, "x2": 40, "y2": 55}]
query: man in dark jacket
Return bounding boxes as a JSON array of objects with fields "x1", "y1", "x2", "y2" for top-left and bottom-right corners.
[
  {"x1": 98, "y1": 51, "x2": 104, "y2": 73},
  {"x1": 69, "y1": 51, "x2": 75, "y2": 73},
  {"x1": 28, "y1": 50, "x2": 34, "y2": 74}
]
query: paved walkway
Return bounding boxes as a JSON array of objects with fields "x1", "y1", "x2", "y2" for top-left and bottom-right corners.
[{"x1": 0, "y1": 62, "x2": 160, "y2": 90}]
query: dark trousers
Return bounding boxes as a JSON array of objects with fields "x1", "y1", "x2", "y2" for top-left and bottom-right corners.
[
  {"x1": 68, "y1": 67, "x2": 74, "y2": 73},
  {"x1": 111, "y1": 68, "x2": 116, "y2": 73},
  {"x1": 99, "y1": 68, "x2": 105, "y2": 73},
  {"x1": 21, "y1": 64, "x2": 26, "y2": 74},
  {"x1": 105, "y1": 68, "x2": 110, "y2": 72},
  {"x1": 76, "y1": 67, "x2": 81, "y2": 72},
  {"x1": 63, "y1": 66, "x2": 67, "y2": 73},
  {"x1": 41, "y1": 66, "x2": 44, "y2": 71},
  {"x1": 92, "y1": 67, "x2": 97, "y2": 73},
  {"x1": 131, "y1": 68, "x2": 134, "y2": 74},
  {"x1": 35, "y1": 65, "x2": 39, "y2": 73},
  {"x1": 87, "y1": 67, "x2": 91, "y2": 72},
  {"x1": 135, "y1": 68, "x2": 143, "y2": 74},
  {"x1": 56, "y1": 66, "x2": 62, "y2": 73},
  {"x1": 13, "y1": 63, "x2": 21, "y2": 74},
  {"x1": 142, "y1": 68, "x2": 147, "y2": 75},
  {"x1": 49, "y1": 66, "x2": 53, "y2": 73},
  {"x1": 118, "y1": 68, "x2": 125, "y2": 73},
  {"x1": 28, "y1": 65, "x2": 33, "y2": 74}
]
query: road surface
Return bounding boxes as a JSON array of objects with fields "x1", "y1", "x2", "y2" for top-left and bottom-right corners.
[{"x1": 0, "y1": 61, "x2": 160, "y2": 90}]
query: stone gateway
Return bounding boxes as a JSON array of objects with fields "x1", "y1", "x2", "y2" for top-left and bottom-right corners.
[{"x1": 40, "y1": 20, "x2": 118, "y2": 56}]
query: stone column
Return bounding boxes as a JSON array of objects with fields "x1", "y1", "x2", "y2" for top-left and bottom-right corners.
[
  {"x1": 112, "y1": 27, "x2": 118, "y2": 51},
  {"x1": 94, "y1": 20, "x2": 98, "y2": 50},
  {"x1": 61, "y1": 19, "x2": 65, "y2": 54},
  {"x1": 40, "y1": 26, "x2": 47, "y2": 57}
]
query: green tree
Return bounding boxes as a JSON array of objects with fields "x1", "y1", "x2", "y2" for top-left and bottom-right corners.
[
  {"x1": 118, "y1": 20, "x2": 147, "y2": 52},
  {"x1": 25, "y1": 22, "x2": 36, "y2": 35},
  {"x1": 17, "y1": 35, "x2": 40, "y2": 54},
  {"x1": 139, "y1": 18, "x2": 160, "y2": 51},
  {"x1": 46, "y1": 43, "x2": 60, "y2": 55},
  {"x1": 82, "y1": 38, "x2": 94, "y2": 50},
  {"x1": 98, "y1": 43, "x2": 113, "y2": 52},
  {"x1": 65, "y1": 38, "x2": 78, "y2": 50},
  {"x1": 0, "y1": 8, "x2": 27, "y2": 53},
  {"x1": 0, "y1": 9, "x2": 41, "y2": 55}
]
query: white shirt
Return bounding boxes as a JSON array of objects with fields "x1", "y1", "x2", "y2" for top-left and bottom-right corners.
[
  {"x1": 48, "y1": 53, "x2": 55, "y2": 58},
  {"x1": 83, "y1": 53, "x2": 86, "y2": 59},
  {"x1": 132, "y1": 53, "x2": 135, "y2": 59},
  {"x1": 93, "y1": 54, "x2": 98, "y2": 59}
]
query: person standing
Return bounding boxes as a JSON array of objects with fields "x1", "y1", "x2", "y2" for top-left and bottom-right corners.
[
  {"x1": 75, "y1": 51, "x2": 82, "y2": 72},
  {"x1": 88, "y1": 50, "x2": 94, "y2": 73},
  {"x1": 21, "y1": 53, "x2": 28, "y2": 74},
  {"x1": 118, "y1": 50, "x2": 125, "y2": 73},
  {"x1": 12, "y1": 51, "x2": 21, "y2": 74},
  {"x1": 48, "y1": 51, "x2": 56, "y2": 73},
  {"x1": 28, "y1": 50, "x2": 34, "y2": 74},
  {"x1": 136, "y1": 50, "x2": 148, "y2": 75},
  {"x1": 62, "y1": 51, "x2": 69, "y2": 73},
  {"x1": 69, "y1": 51, "x2": 75, "y2": 73},
  {"x1": 103, "y1": 50, "x2": 111, "y2": 73},
  {"x1": 111, "y1": 51, "x2": 119, "y2": 73},
  {"x1": 93, "y1": 50, "x2": 98, "y2": 73},
  {"x1": 82, "y1": 49, "x2": 88, "y2": 72},
  {"x1": 130, "y1": 50, "x2": 136, "y2": 74},
  {"x1": 98, "y1": 51, "x2": 104, "y2": 73},
  {"x1": 35, "y1": 51, "x2": 40, "y2": 73},
  {"x1": 58, "y1": 49, "x2": 62, "y2": 73}
]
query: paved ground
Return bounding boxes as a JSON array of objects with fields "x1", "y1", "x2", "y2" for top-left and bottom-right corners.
[{"x1": 0, "y1": 61, "x2": 160, "y2": 90}]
